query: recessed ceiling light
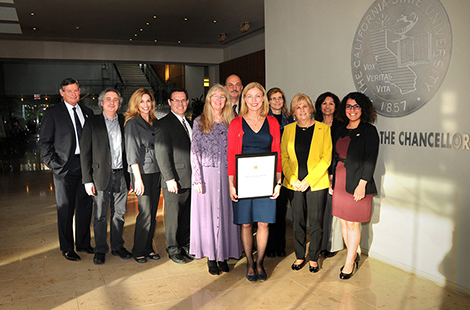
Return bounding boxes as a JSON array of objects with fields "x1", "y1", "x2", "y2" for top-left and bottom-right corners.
[
  {"x1": 146, "y1": 22, "x2": 150, "y2": 26},
  {"x1": 154, "y1": 39, "x2": 158, "y2": 43},
  {"x1": 32, "y1": 27, "x2": 37, "y2": 31},
  {"x1": 184, "y1": 17, "x2": 188, "y2": 21},
  {"x1": 153, "y1": 15, "x2": 157, "y2": 19},
  {"x1": 30, "y1": 12, "x2": 34, "y2": 16},
  {"x1": 213, "y1": 20, "x2": 217, "y2": 23},
  {"x1": 76, "y1": 26, "x2": 80, "y2": 30},
  {"x1": 140, "y1": 28, "x2": 143, "y2": 31},
  {"x1": 129, "y1": 38, "x2": 132, "y2": 41},
  {"x1": 177, "y1": 40, "x2": 181, "y2": 44}
]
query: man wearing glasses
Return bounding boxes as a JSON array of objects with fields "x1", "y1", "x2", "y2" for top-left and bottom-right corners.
[{"x1": 154, "y1": 88, "x2": 194, "y2": 264}]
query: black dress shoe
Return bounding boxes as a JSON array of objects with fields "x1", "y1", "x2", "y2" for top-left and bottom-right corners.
[
  {"x1": 291, "y1": 260, "x2": 305, "y2": 271},
  {"x1": 207, "y1": 259, "x2": 220, "y2": 275},
  {"x1": 309, "y1": 262, "x2": 320, "y2": 273},
  {"x1": 169, "y1": 253, "x2": 186, "y2": 264},
  {"x1": 324, "y1": 251, "x2": 337, "y2": 258},
  {"x1": 218, "y1": 260, "x2": 229, "y2": 273},
  {"x1": 245, "y1": 263, "x2": 257, "y2": 282},
  {"x1": 62, "y1": 250, "x2": 81, "y2": 261},
  {"x1": 93, "y1": 252, "x2": 105, "y2": 265},
  {"x1": 112, "y1": 248, "x2": 132, "y2": 259},
  {"x1": 148, "y1": 252, "x2": 161, "y2": 260},
  {"x1": 266, "y1": 251, "x2": 276, "y2": 258},
  {"x1": 276, "y1": 250, "x2": 286, "y2": 257},
  {"x1": 134, "y1": 256, "x2": 147, "y2": 263},
  {"x1": 182, "y1": 247, "x2": 195, "y2": 260},
  {"x1": 76, "y1": 246, "x2": 94, "y2": 254},
  {"x1": 257, "y1": 264, "x2": 267, "y2": 281}
]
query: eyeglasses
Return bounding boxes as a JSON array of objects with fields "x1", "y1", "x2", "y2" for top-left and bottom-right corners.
[
  {"x1": 211, "y1": 95, "x2": 226, "y2": 101},
  {"x1": 345, "y1": 104, "x2": 361, "y2": 110},
  {"x1": 170, "y1": 98, "x2": 188, "y2": 104},
  {"x1": 246, "y1": 94, "x2": 263, "y2": 101}
]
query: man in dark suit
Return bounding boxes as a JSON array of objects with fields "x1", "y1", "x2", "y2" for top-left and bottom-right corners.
[
  {"x1": 225, "y1": 74, "x2": 243, "y2": 116},
  {"x1": 154, "y1": 88, "x2": 193, "y2": 264},
  {"x1": 80, "y1": 88, "x2": 132, "y2": 265},
  {"x1": 39, "y1": 78, "x2": 94, "y2": 261}
]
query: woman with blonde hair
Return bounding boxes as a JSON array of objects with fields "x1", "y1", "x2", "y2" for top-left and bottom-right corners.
[
  {"x1": 281, "y1": 93, "x2": 332, "y2": 273},
  {"x1": 227, "y1": 82, "x2": 282, "y2": 282},
  {"x1": 189, "y1": 84, "x2": 242, "y2": 275},
  {"x1": 124, "y1": 88, "x2": 161, "y2": 263}
]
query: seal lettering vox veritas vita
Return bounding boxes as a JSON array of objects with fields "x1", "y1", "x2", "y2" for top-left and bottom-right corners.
[{"x1": 351, "y1": 0, "x2": 452, "y2": 117}]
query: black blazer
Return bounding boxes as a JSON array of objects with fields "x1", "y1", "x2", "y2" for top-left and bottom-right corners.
[
  {"x1": 80, "y1": 113, "x2": 130, "y2": 191},
  {"x1": 39, "y1": 100, "x2": 94, "y2": 178},
  {"x1": 154, "y1": 112, "x2": 192, "y2": 189},
  {"x1": 332, "y1": 122, "x2": 379, "y2": 195}
]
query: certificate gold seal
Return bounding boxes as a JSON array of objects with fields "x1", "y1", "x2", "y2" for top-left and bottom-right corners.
[{"x1": 351, "y1": 0, "x2": 452, "y2": 117}]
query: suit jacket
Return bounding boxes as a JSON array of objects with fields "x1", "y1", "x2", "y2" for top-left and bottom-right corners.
[
  {"x1": 39, "y1": 100, "x2": 94, "y2": 178},
  {"x1": 80, "y1": 113, "x2": 130, "y2": 191},
  {"x1": 281, "y1": 121, "x2": 332, "y2": 191},
  {"x1": 154, "y1": 112, "x2": 192, "y2": 189},
  {"x1": 331, "y1": 122, "x2": 379, "y2": 195}
]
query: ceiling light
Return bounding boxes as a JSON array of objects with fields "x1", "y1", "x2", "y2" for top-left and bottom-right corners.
[
  {"x1": 240, "y1": 21, "x2": 250, "y2": 33},
  {"x1": 213, "y1": 20, "x2": 217, "y2": 23},
  {"x1": 76, "y1": 26, "x2": 80, "y2": 30},
  {"x1": 153, "y1": 15, "x2": 157, "y2": 19},
  {"x1": 134, "y1": 33, "x2": 137, "y2": 36},
  {"x1": 140, "y1": 28, "x2": 143, "y2": 31},
  {"x1": 129, "y1": 38, "x2": 132, "y2": 41},
  {"x1": 32, "y1": 27, "x2": 37, "y2": 31},
  {"x1": 218, "y1": 33, "x2": 226, "y2": 43},
  {"x1": 184, "y1": 17, "x2": 188, "y2": 21},
  {"x1": 30, "y1": 12, "x2": 34, "y2": 16},
  {"x1": 154, "y1": 40, "x2": 158, "y2": 43},
  {"x1": 177, "y1": 40, "x2": 181, "y2": 44}
]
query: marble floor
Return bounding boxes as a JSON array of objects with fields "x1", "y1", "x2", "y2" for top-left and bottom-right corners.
[{"x1": 1, "y1": 169, "x2": 469, "y2": 310}]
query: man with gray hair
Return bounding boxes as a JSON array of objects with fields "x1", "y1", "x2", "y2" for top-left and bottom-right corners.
[{"x1": 80, "y1": 88, "x2": 132, "y2": 264}]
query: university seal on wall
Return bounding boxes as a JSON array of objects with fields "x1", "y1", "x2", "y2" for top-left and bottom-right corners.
[{"x1": 351, "y1": 0, "x2": 452, "y2": 117}]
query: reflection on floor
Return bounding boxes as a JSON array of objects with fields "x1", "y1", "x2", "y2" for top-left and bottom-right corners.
[{"x1": 1, "y1": 169, "x2": 470, "y2": 309}]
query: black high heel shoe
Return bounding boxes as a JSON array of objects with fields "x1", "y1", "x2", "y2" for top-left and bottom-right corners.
[
  {"x1": 339, "y1": 254, "x2": 359, "y2": 279},
  {"x1": 309, "y1": 261, "x2": 320, "y2": 273},
  {"x1": 291, "y1": 259, "x2": 306, "y2": 271},
  {"x1": 246, "y1": 262, "x2": 257, "y2": 282},
  {"x1": 257, "y1": 264, "x2": 267, "y2": 281}
]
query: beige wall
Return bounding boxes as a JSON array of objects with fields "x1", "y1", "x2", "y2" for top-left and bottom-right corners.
[{"x1": 266, "y1": 0, "x2": 470, "y2": 295}]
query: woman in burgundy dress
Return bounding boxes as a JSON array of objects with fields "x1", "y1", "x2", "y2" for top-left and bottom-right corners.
[{"x1": 331, "y1": 92, "x2": 379, "y2": 280}]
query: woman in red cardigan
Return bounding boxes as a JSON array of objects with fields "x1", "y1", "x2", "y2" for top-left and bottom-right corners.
[{"x1": 227, "y1": 82, "x2": 282, "y2": 282}]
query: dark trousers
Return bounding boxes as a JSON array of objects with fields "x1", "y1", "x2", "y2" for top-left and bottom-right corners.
[
  {"x1": 267, "y1": 185, "x2": 288, "y2": 253},
  {"x1": 52, "y1": 156, "x2": 92, "y2": 252},
  {"x1": 162, "y1": 187, "x2": 191, "y2": 256},
  {"x1": 289, "y1": 188, "x2": 327, "y2": 262},
  {"x1": 132, "y1": 173, "x2": 161, "y2": 257},
  {"x1": 93, "y1": 170, "x2": 128, "y2": 254}
]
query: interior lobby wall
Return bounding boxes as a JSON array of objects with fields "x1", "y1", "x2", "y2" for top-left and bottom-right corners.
[{"x1": 265, "y1": 0, "x2": 469, "y2": 295}]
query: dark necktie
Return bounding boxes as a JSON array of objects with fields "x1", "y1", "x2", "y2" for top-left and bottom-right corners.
[
  {"x1": 72, "y1": 107, "x2": 82, "y2": 140},
  {"x1": 182, "y1": 118, "x2": 190, "y2": 137},
  {"x1": 232, "y1": 104, "x2": 238, "y2": 117}
]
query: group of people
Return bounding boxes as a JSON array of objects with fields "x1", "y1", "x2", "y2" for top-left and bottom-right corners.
[{"x1": 39, "y1": 74, "x2": 379, "y2": 283}]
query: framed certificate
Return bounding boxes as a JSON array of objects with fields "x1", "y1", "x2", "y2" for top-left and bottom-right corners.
[{"x1": 235, "y1": 152, "x2": 277, "y2": 199}]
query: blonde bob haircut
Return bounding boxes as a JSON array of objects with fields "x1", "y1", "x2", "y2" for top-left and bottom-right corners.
[
  {"x1": 124, "y1": 88, "x2": 156, "y2": 126},
  {"x1": 290, "y1": 93, "x2": 315, "y2": 118},
  {"x1": 239, "y1": 82, "x2": 270, "y2": 118},
  {"x1": 198, "y1": 84, "x2": 233, "y2": 134}
]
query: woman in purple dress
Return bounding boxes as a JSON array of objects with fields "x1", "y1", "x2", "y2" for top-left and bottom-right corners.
[{"x1": 189, "y1": 84, "x2": 243, "y2": 275}]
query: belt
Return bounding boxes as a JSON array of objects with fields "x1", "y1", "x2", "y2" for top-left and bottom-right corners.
[
  {"x1": 338, "y1": 158, "x2": 346, "y2": 163},
  {"x1": 111, "y1": 168, "x2": 123, "y2": 173}
]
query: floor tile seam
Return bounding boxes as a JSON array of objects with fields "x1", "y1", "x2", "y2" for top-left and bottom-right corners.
[
  {"x1": 161, "y1": 277, "x2": 182, "y2": 300},
  {"x1": 345, "y1": 290, "x2": 381, "y2": 309}
]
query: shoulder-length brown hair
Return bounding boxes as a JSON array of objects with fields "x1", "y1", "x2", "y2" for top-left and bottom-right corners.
[
  {"x1": 267, "y1": 87, "x2": 290, "y2": 117},
  {"x1": 124, "y1": 88, "x2": 156, "y2": 126},
  {"x1": 239, "y1": 82, "x2": 270, "y2": 117},
  {"x1": 198, "y1": 84, "x2": 233, "y2": 134}
]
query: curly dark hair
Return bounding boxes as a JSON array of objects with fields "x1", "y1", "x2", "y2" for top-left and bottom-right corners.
[
  {"x1": 338, "y1": 92, "x2": 376, "y2": 124},
  {"x1": 314, "y1": 91, "x2": 340, "y2": 121}
]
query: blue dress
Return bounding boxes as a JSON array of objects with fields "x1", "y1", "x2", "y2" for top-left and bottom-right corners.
[{"x1": 233, "y1": 118, "x2": 277, "y2": 224}]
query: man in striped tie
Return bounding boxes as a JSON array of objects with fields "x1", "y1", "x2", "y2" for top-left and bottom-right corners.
[{"x1": 39, "y1": 78, "x2": 94, "y2": 261}]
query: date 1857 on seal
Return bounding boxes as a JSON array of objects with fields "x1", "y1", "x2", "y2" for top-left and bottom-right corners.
[{"x1": 351, "y1": 0, "x2": 452, "y2": 117}]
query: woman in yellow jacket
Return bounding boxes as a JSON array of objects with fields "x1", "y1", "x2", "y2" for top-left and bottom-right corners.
[{"x1": 281, "y1": 93, "x2": 332, "y2": 273}]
